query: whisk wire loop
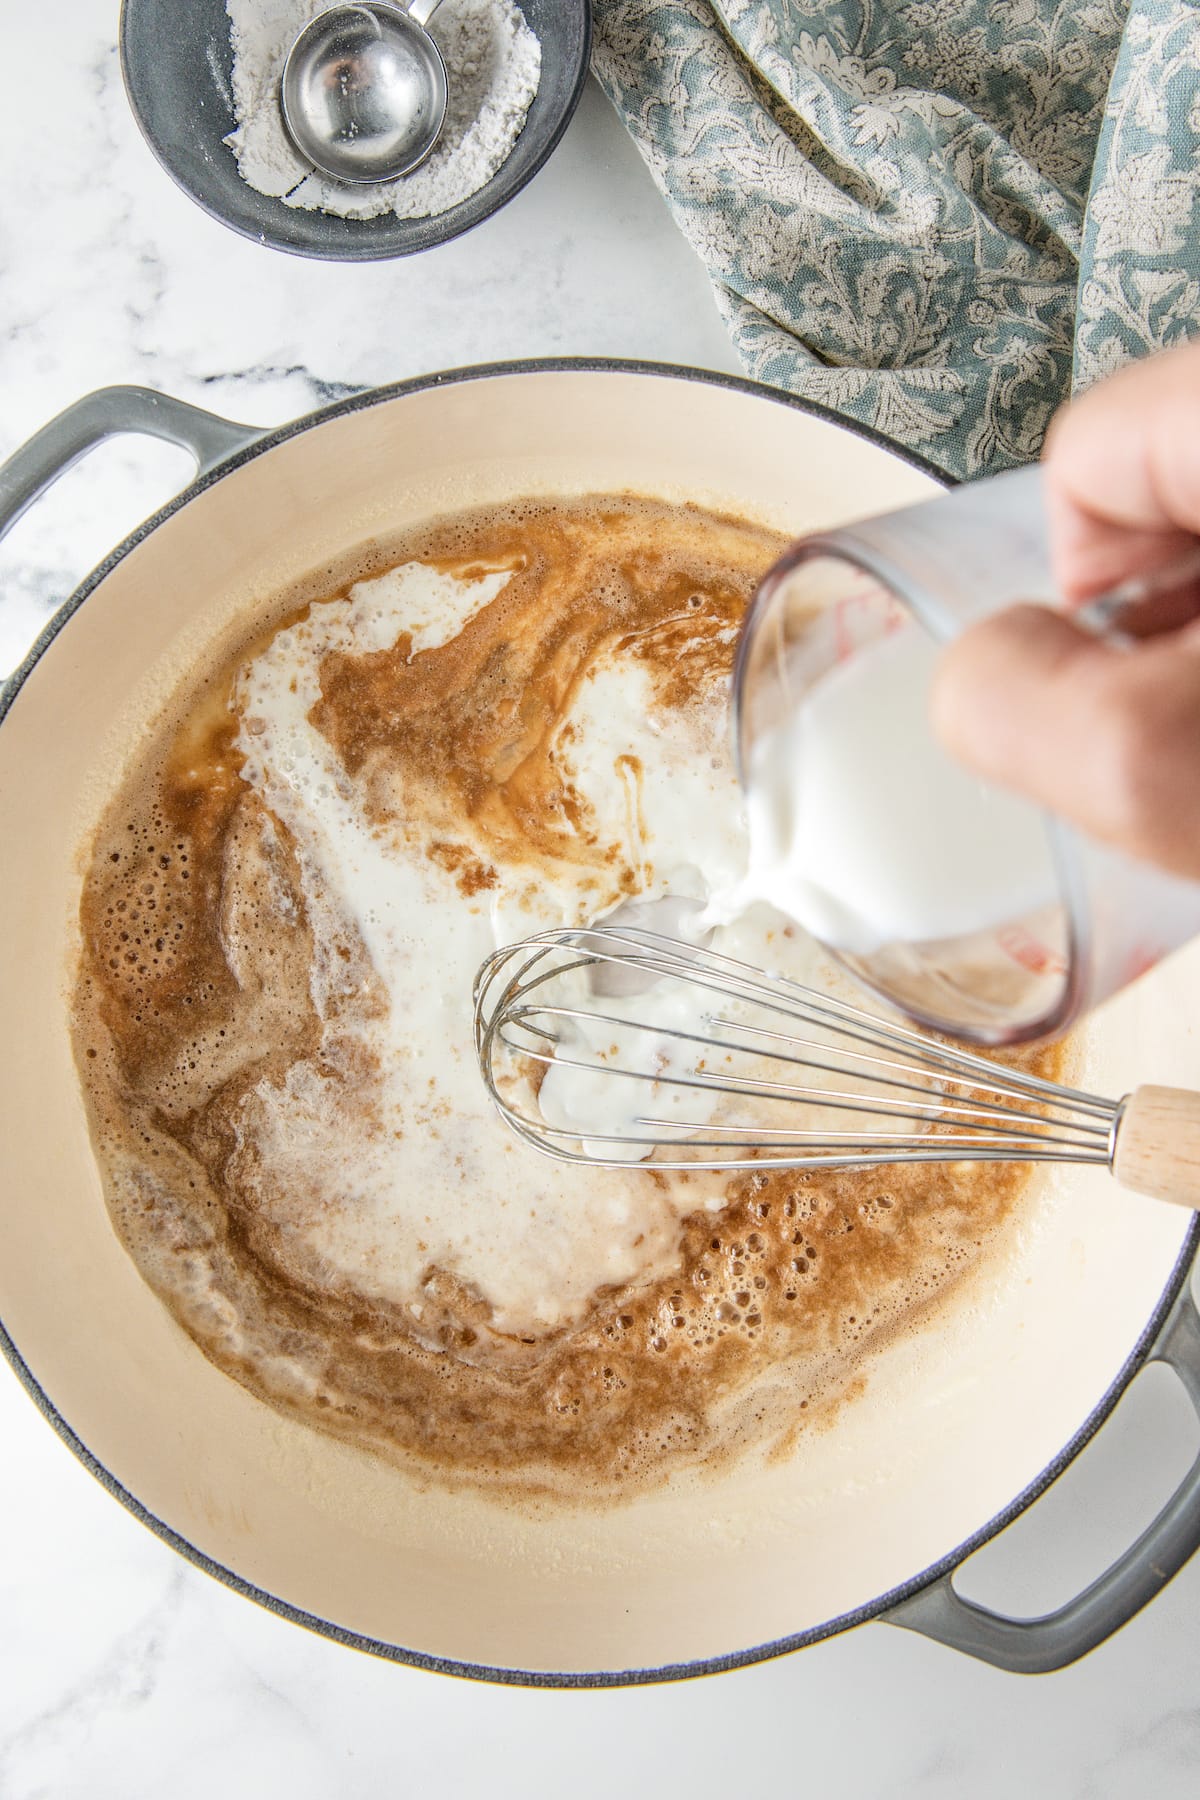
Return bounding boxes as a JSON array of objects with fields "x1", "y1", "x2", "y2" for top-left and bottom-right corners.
[{"x1": 473, "y1": 926, "x2": 1121, "y2": 1173}]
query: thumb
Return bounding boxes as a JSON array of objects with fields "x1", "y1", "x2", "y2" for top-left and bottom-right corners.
[{"x1": 930, "y1": 604, "x2": 1200, "y2": 880}]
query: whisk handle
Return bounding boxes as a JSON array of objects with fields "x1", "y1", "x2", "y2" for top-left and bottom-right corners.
[{"x1": 1113, "y1": 1086, "x2": 1200, "y2": 1207}]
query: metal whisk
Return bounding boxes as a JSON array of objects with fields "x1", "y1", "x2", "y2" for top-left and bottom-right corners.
[{"x1": 473, "y1": 926, "x2": 1200, "y2": 1207}]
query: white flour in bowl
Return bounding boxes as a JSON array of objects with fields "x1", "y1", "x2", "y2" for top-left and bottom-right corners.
[{"x1": 223, "y1": 0, "x2": 541, "y2": 220}]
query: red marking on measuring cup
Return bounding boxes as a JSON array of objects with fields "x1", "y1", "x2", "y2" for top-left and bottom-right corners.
[
  {"x1": 996, "y1": 924, "x2": 1067, "y2": 977},
  {"x1": 832, "y1": 581, "x2": 897, "y2": 663},
  {"x1": 833, "y1": 602, "x2": 849, "y2": 663},
  {"x1": 1120, "y1": 943, "x2": 1163, "y2": 986},
  {"x1": 833, "y1": 597, "x2": 857, "y2": 663}
]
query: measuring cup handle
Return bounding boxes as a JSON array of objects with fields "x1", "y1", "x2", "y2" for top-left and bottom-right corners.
[{"x1": 881, "y1": 1276, "x2": 1200, "y2": 1671}]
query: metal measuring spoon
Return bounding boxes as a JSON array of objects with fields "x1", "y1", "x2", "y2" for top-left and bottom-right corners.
[{"x1": 280, "y1": 2, "x2": 448, "y2": 183}]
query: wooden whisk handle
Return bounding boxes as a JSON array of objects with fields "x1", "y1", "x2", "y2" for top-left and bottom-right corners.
[{"x1": 1112, "y1": 1086, "x2": 1200, "y2": 1207}]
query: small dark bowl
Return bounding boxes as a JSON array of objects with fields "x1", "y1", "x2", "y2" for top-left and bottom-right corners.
[{"x1": 119, "y1": 0, "x2": 591, "y2": 260}]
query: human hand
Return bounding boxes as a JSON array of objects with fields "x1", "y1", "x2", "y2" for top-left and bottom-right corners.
[{"x1": 931, "y1": 341, "x2": 1200, "y2": 882}]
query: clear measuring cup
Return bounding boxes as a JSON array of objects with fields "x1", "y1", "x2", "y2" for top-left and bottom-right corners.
[{"x1": 732, "y1": 464, "x2": 1200, "y2": 1045}]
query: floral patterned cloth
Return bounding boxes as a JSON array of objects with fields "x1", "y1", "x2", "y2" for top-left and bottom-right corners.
[{"x1": 592, "y1": 0, "x2": 1200, "y2": 476}]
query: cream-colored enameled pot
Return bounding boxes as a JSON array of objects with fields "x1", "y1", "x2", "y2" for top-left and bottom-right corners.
[{"x1": 1, "y1": 363, "x2": 1198, "y2": 1684}]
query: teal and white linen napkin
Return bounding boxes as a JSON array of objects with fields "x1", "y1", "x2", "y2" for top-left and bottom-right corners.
[{"x1": 592, "y1": 0, "x2": 1200, "y2": 476}]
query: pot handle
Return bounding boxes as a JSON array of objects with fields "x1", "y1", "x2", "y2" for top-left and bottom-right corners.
[
  {"x1": 883, "y1": 1277, "x2": 1200, "y2": 1672},
  {"x1": 0, "y1": 384, "x2": 261, "y2": 543}
]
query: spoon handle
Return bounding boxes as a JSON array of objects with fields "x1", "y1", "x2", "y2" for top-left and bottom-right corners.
[{"x1": 405, "y1": 0, "x2": 444, "y2": 25}]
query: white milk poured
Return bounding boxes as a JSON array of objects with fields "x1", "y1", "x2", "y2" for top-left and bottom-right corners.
[
  {"x1": 232, "y1": 559, "x2": 811, "y2": 1330},
  {"x1": 726, "y1": 623, "x2": 1059, "y2": 955},
  {"x1": 238, "y1": 559, "x2": 1053, "y2": 1262}
]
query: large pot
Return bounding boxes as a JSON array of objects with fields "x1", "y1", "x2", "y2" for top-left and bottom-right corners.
[{"x1": 2, "y1": 362, "x2": 1199, "y2": 1685}]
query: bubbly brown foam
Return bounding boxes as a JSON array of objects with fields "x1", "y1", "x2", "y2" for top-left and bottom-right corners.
[{"x1": 72, "y1": 495, "x2": 1064, "y2": 1501}]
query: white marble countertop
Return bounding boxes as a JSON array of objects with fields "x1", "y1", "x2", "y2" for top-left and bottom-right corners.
[{"x1": 3, "y1": 5, "x2": 1200, "y2": 1794}]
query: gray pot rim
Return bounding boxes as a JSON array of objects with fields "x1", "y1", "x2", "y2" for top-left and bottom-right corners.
[{"x1": 3, "y1": 354, "x2": 1195, "y2": 1687}]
